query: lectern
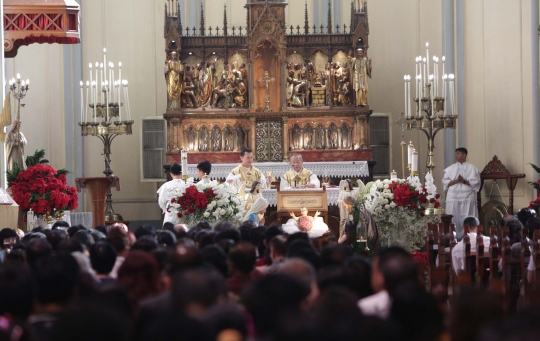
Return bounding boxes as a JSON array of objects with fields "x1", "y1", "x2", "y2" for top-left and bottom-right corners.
[{"x1": 75, "y1": 177, "x2": 120, "y2": 228}]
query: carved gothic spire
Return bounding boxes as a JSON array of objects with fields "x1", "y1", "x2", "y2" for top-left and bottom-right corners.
[
  {"x1": 327, "y1": 1, "x2": 332, "y2": 34},
  {"x1": 304, "y1": 1, "x2": 309, "y2": 34},
  {"x1": 223, "y1": 5, "x2": 228, "y2": 36},
  {"x1": 350, "y1": 1, "x2": 354, "y2": 30},
  {"x1": 164, "y1": 4, "x2": 168, "y2": 36},
  {"x1": 177, "y1": 0, "x2": 182, "y2": 34},
  {"x1": 200, "y1": 3, "x2": 205, "y2": 36},
  {"x1": 364, "y1": 1, "x2": 369, "y2": 32}
]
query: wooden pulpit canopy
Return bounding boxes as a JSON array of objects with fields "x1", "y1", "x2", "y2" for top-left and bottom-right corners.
[
  {"x1": 3, "y1": 0, "x2": 80, "y2": 58},
  {"x1": 477, "y1": 155, "x2": 525, "y2": 215}
]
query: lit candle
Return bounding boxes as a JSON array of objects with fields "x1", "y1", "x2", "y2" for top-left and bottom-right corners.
[
  {"x1": 89, "y1": 63, "x2": 93, "y2": 105},
  {"x1": 181, "y1": 148, "x2": 189, "y2": 179},
  {"x1": 80, "y1": 81, "x2": 84, "y2": 122},
  {"x1": 449, "y1": 74, "x2": 455, "y2": 115},
  {"x1": 100, "y1": 63, "x2": 104, "y2": 103},
  {"x1": 92, "y1": 81, "x2": 97, "y2": 122},
  {"x1": 85, "y1": 81, "x2": 89, "y2": 122},
  {"x1": 403, "y1": 75, "x2": 407, "y2": 117},
  {"x1": 441, "y1": 56, "x2": 445, "y2": 97},
  {"x1": 415, "y1": 57, "x2": 419, "y2": 100},
  {"x1": 426, "y1": 42, "x2": 430, "y2": 83},
  {"x1": 407, "y1": 76, "x2": 411, "y2": 118},
  {"x1": 422, "y1": 58, "x2": 427, "y2": 98},
  {"x1": 417, "y1": 75, "x2": 421, "y2": 116},
  {"x1": 105, "y1": 80, "x2": 109, "y2": 121},
  {"x1": 407, "y1": 142, "x2": 414, "y2": 169},
  {"x1": 16, "y1": 73, "x2": 20, "y2": 80},
  {"x1": 411, "y1": 150, "x2": 419, "y2": 176},
  {"x1": 391, "y1": 170, "x2": 398, "y2": 180},
  {"x1": 117, "y1": 82, "x2": 122, "y2": 121},
  {"x1": 95, "y1": 62, "x2": 99, "y2": 104},
  {"x1": 442, "y1": 74, "x2": 447, "y2": 115},
  {"x1": 103, "y1": 48, "x2": 107, "y2": 83}
]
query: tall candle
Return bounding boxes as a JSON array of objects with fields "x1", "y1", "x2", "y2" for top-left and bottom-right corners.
[
  {"x1": 118, "y1": 82, "x2": 122, "y2": 121},
  {"x1": 89, "y1": 63, "x2": 93, "y2": 105},
  {"x1": 426, "y1": 42, "x2": 430, "y2": 83},
  {"x1": 85, "y1": 81, "x2": 89, "y2": 122},
  {"x1": 441, "y1": 56, "x2": 445, "y2": 97},
  {"x1": 391, "y1": 170, "x2": 398, "y2": 180},
  {"x1": 100, "y1": 63, "x2": 104, "y2": 103},
  {"x1": 80, "y1": 81, "x2": 84, "y2": 122},
  {"x1": 103, "y1": 48, "x2": 107, "y2": 83},
  {"x1": 422, "y1": 58, "x2": 427, "y2": 98},
  {"x1": 411, "y1": 150, "x2": 419, "y2": 175},
  {"x1": 407, "y1": 142, "x2": 414, "y2": 168},
  {"x1": 93, "y1": 82, "x2": 96, "y2": 122},
  {"x1": 443, "y1": 74, "x2": 447, "y2": 115},
  {"x1": 407, "y1": 76, "x2": 411, "y2": 118},
  {"x1": 417, "y1": 75, "x2": 421, "y2": 116},
  {"x1": 404, "y1": 76, "x2": 408, "y2": 117},
  {"x1": 181, "y1": 148, "x2": 188, "y2": 179}
]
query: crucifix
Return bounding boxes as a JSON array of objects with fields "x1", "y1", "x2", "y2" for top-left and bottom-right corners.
[
  {"x1": 258, "y1": 71, "x2": 275, "y2": 112},
  {"x1": 393, "y1": 112, "x2": 408, "y2": 178}
]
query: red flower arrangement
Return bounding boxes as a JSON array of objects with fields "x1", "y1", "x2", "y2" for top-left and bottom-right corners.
[
  {"x1": 9, "y1": 164, "x2": 78, "y2": 215},
  {"x1": 387, "y1": 181, "x2": 437, "y2": 217},
  {"x1": 168, "y1": 184, "x2": 217, "y2": 219}
]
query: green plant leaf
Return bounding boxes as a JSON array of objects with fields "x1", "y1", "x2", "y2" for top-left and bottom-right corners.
[{"x1": 529, "y1": 163, "x2": 540, "y2": 174}]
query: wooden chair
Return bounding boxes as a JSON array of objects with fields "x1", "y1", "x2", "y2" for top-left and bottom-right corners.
[{"x1": 476, "y1": 232, "x2": 490, "y2": 288}]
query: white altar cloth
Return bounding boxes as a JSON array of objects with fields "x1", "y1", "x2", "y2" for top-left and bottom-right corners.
[{"x1": 185, "y1": 161, "x2": 369, "y2": 179}]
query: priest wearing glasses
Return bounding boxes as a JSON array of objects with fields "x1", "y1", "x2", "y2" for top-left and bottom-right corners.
[{"x1": 280, "y1": 153, "x2": 320, "y2": 190}]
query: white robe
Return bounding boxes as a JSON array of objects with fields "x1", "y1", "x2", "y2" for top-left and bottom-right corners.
[
  {"x1": 280, "y1": 170, "x2": 320, "y2": 190},
  {"x1": 442, "y1": 161, "x2": 480, "y2": 237},
  {"x1": 281, "y1": 216, "x2": 329, "y2": 238},
  {"x1": 157, "y1": 179, "x2": 185, "y2": 225}
]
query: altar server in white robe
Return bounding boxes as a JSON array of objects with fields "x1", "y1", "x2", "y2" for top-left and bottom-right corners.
[
  {"x1": 442, "y1": 148, "x2": 481, "y2": 239},
  {"x1": 157, "y1": 163, "x2": 185, "y2": 225}
]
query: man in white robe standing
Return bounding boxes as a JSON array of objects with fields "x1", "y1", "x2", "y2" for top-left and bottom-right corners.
[
  {"x1": 442, "y1": 148, "x2": 481, "y2": 239},
  {"x1": 157, "y1": 163, "x2": 185, "y2": 225}
]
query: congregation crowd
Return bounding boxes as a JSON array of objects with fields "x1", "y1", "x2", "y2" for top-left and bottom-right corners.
[{"x1": 1, "y1": 214, "x2": 540, "y2": 341}]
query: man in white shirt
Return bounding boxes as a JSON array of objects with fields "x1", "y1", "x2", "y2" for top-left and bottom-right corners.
[
  {"x1": 157, "y1": 163, "x2": 185, "y2": 225},
  {"x1": 227, "y1": 147, "x2": 266, "y2": 191},
  {"x1": 442, "y1": 147, "x2": 481, "y2": 239},
  {"x1": 280, "y1": 153, "x2": 320, "y2": 189},
  {"x1": 451, "y1": 216, "x2": 491, "y2": 274}
]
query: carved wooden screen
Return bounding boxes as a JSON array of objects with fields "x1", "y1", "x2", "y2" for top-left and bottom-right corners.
[{"x1": 256, "y1": 120, "x2": 283, "y2": 162}]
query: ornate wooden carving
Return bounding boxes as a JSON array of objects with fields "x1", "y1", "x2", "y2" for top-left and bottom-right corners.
[{"x1": 481, "y1": 155, "x2": 510, "y2": 175}]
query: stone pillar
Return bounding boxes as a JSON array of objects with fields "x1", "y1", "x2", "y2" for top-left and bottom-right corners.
[
  {"x1": 532, "y1": 0, "x2": 540, "y2": 170},
  {"x1": 282, "y1": 116, "x2": 289, "y2": 161},
  {"x1": 250, "y1": 117, "x2": 257, "y2": 160},
  {"x1": 442, "y1": 0, "x2": 457, "y2": 167}
]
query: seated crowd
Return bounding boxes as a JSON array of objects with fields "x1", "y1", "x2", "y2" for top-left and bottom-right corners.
[{"x1": 1, "y1": 216, "x2": 540, "y2": 341}]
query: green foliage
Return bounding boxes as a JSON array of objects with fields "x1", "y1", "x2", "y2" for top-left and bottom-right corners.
[
  {"x1": 25, "y1": 149, "x2": 45, "y2": 167},
  {"x1": 6, "y1": 162, "x2": 22, "y2": 188}
]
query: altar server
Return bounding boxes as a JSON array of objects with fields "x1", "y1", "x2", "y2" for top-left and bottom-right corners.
[
  {"x1": 157, "y1": 163, "x2": 185, "y2": 225},
  {"x1": 227, "y1": 147, "x2": 266, "y2": 190},
  {"x1": 442, "y1": 148, "x2": 481, "y2": 238},
  {"x1": 280, "y1": 153, "x2": 320, "y2": 190}
]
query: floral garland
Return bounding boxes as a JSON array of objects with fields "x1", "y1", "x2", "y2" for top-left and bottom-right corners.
[
  {"x1": 9, "y1": 164, "x2": 78, "y2": 216},
  {"x1": 361, "y1": 176, "x2": 440, "y2": 251},
  {"x1": 166, "y1": 179, "x2": 246, "y2": 226}
]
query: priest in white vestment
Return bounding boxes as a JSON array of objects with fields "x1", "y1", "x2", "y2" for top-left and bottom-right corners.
[
  {"x1": 157, "y1": 163, "x2": 185, "y2": 225},
  {"x1": 442, "y1": 148, "x2": 481, "y2": 239}
]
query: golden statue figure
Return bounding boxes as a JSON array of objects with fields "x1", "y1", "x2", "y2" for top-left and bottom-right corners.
[
  {"x1": 349, "y1": 48, "x2": 372, "y2": 107},
  {"x1": 165, "y1": 51, "x2": 184, "y2": 111}
]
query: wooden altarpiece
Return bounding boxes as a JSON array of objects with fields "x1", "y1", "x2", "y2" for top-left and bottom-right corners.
[{"x1": 163, "y1": 0, "x2": 375, "y2": 170}]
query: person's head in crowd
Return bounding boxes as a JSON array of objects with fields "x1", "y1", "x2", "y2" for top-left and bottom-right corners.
[
  {"x1": 110, "y1": 223, "x2": 129, "y2": 233},
  {"x1": 5, "y1": 243, "x2": 26, "y2": 263},
  {"x1": 372, "y1": 246, "x2": 418, "y2": 298},
  {"x1": 214, "y1": 221, "x2": 235, "y2": 232},
  {"x1": 526, "y1": 217, "x2": 540, "y2": 240},
  {"x1": 134, "y1": 225, "x2": 156, "y2": 240},
  {"x1": 164, "y1": 222, "x2": 186, "y2": 240},
  {"x1": 197, "y1": 232, "x2": 215, "y2": 249},
  {"x1": 320, "y1": 244, "x2": 354, "y2": 267},
  {"x1": 90, "y1": 241, "x2": 117, "y2": 276},
  {"x1": 462, "y1": 216, "x2": 481, "y2": 240},
  {"x1": 450, "y1": 288, "x2": 505, "y2": 341},
  {"x1": 517, "y1": 207, "x2": 537, "y2": 226},
  {"x1": 157, "y1": 230, "x2": 177, "y2": 248},
  {"x1": 216, "y1": 239, "x2": 235, "y2": 255},
  {"x1": 196, "y1": 221, "x2": 212, "y2": 230},
  {"x1": 31, "y1": 226, "x2": 44, "y2": 234},
  {"x1": 72, "y1": 229, "x2": 95, "y2": 250},
  {"x1": 187, "y1": 226, "x2": 202, "y2": 241},
  {"x1": 67, "y1": 224, "x2": 86, "y2": 238},
  {"x1": 71, "y1": 251, "x2": 96, "y2": 277},
  {"x1": 389, "y1": 281, "x2": 443, "y2": 341},
  {"x1": 34, "y1": 254, "x2": 80, "y2": 309},
  {"x1": 25, "y1": 238, "x2": 53, "y2": 269},
  {"x1": 162, "y1": 221, "x2": 175, "y2": 232},
  {"x1": 90, "y1": 229, "x2": 107, "y2": 242},
  {"x1": 228, "y1": 242, "x2": 256, "y2": 277},
  {"x1": 250, "y1": 225, "x2": 267, "y2": 257},
  {"x1": 286, "y1": 239, "x2": 321, "y2": 269},
  {"x1": 176, "y1": 238, "x2": 196, "y2": 248},
  {"x1": 39, "y1": 159, "x2": 50, "y2": 166},
  {"x1": 194, "y1": 230, "x2": 209, "y2": 247},
  {"x1": 277, "y1": 258, "x2": 319, "y2": 306},
  {"x1": 0, "y1": 228, "x2": 19, "y2": 253},
  {"x1": 345, "y1": 256, "x2": 373, "y2": 299},
  {"x1": 238, "y1": 222, "x2": 255, "y2": 242},
  {"x1": 107, "y1": 226, "x2": 131, "y2": 256},
  {"x1": 150, "y1": 247, "x2": 171, "y2": 273},
  {"x1": 264, "y1": 226, "x2": 284, "y2": 246},
  {"x1": 506, "y1": 219, "x2": 523, "y2": 244},
  {"x1": 286, "y1": 231, "x2": 310, "y2": 250},
  {"x1": 201, "y1": 245, "x2": 228, "y2": 278},
  {"x1": 242, "y1": 272, "x2": 311, "y2": 338},
  {"x1": 199, "y1": 301, "x2": 247, "y2": 341},
  {"x1": 95, "y1": 225, "x2": 110, "y2": 236},
  {"x1": 170, "y1": 162, "x2": 182, "y2": 177},
  {"x1": 28, "y1": 232, "x2": 47, "y2": 241},
  {"x1": 499, "y1": 214, "x2": 516, "y2": 228},
  {"x1": 269, "y1": 235, "x2": 287, "y2": 263},
  {"x1": 168, "y1": 245, "x2": 203, "y2": 275},
  {"x1": 172, "y1": 267, "x2": 226, "y2": 317},
  {"x1": 0, "y1": 262, "x2": 35, "y2": 320},
  {"x1": 197, "y1": 160, "x2": 212, "y2": 178},
  {"x1": 131, "y1": 235, "x2": 158, "y2": 253},
  {"x1": 56, "y1": 238, "x2": 84, "y2": 255},
  {"x1": 214, "y1": 228, "x2": 241, "y2": 244},
  {"x1": 46, "y1": 228, "x2": 67, "y2": 251},
  {"x1": 51, "y1": 220, "x2": 70, "y2": 230},
  {"x1": 117, "y1": 251, "x2": 161, "y2": 308}
]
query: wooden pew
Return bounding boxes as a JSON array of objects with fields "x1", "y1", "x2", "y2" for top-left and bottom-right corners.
[{"x1": 476, "y1": 231, "x2": 490, "y2": 288}]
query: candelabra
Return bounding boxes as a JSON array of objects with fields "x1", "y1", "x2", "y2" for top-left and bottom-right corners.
[
  {"x1": 8, "y1": 73, "x2": 30, "y2": 124},
  {"x1": 79, "y1": 48, "x2": 133, "y2": 222},
  {"x1": 398, "y1": 42, "x2": 458, "y2": 176}
]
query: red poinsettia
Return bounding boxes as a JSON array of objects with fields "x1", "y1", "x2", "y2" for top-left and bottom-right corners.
[{"x1": 10, "y1": 164, "x2": 78, "y2": 215}]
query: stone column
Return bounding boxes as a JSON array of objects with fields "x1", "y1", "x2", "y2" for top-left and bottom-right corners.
[
  {"x1": 282, "y1": 116, "x2": 289, "y2": 161},
  {"x1": 442, "y1": 0, "x2": 457, "y2": 167}
]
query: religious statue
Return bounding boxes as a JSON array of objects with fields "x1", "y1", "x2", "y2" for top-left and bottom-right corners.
[
  {"x1": 303, "y1": 125, "x2": 313, "y2": 150},
  {"x1": 232, "y1": 78, "x2": 248, "y2": 108},
  {"x1": 329, "y1": 124, "x2": 339, "y2": 149},
  {"x1": 316, "y1": 125, "x2": 326, "y2": 149},
  {"x1": 199, "y1": 126, "x2": 209, "y2": 151},
  {"x1": 211, "y1": 80, "x2": 230, "y2": 109},
  {"x1": 340, "y1": 123, "x2": 351, "y2": 149},
  {"x1": 165, "y1": 51, "x2": 184, "y2": 111},
  {"x1": 291, "y1": 80, "x2": 307, "y2": 107},
  {"x1": 5, "y1": 120, "x2": 27, "y2": 172},
  {"x1": 337, "y1": 77, "x2": 351, "y2": 106},
  {"x1": 199, "y1": 59, "x2": 217, "y2": 107},
  {"x1": 181, "y1": 77, "x2": 198, "y2": 108},
  {"x1": 236, "y1": 126, "x2": 246, "y2": 150},
  {"x1": 224, "y1": 126, "x2": 234, "y2": 151},
  {"x1": 321, "y1": 62, "x2": 333, "y2": 106},
  {"x1": 212, "y1": 126, "x2": 222, "y2": 151},
  {"x1": 186, "y1": 126, "x2": 196, "y2": 150},
  {"x1": 281, "y1": 206, "x2": 329, "y2": 238},
  {"x1": 291, "y1": 124, "x2": 301, "y2": 150},
  {"x1": 242, "y1": 180, "x2": 262, "y2": 213},
  {"x1": 331, "y1": 62, "x2": 344, "y2": 105},
  {"x1": 349, "y1": 48, "x2": 372, "y2": 107},
  {"x1": 337, "y1": 180, "x2": 358, "y2": 233}
]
